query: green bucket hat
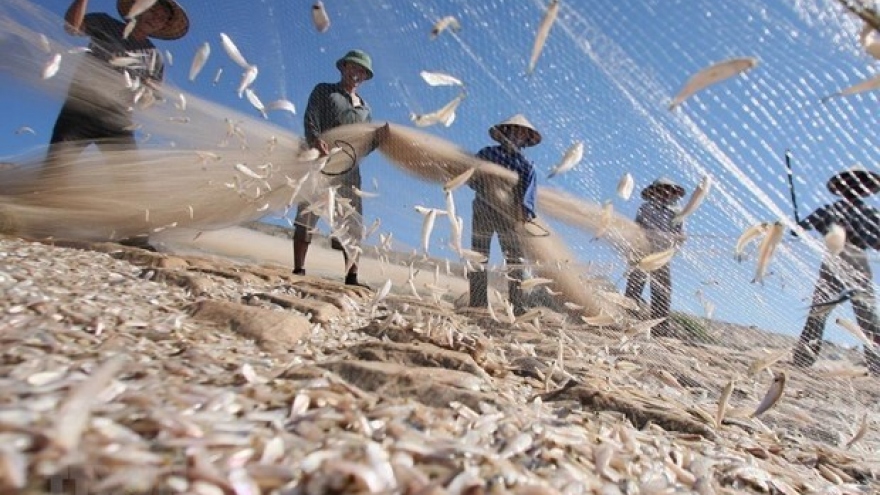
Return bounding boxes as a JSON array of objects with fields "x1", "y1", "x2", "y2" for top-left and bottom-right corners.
[{"x1": 336, "y1": 50, "x2": 373, "y2": 80}]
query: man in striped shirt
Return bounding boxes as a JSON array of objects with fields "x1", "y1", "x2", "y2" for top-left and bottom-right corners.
[{"x1": 792, "y1": 166, "x2": 880, "y2": 374}]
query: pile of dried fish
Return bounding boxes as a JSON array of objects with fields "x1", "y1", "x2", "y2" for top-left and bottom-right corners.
[{"x1": 0, "y1": 235, "x2": 878, "y2": 494}]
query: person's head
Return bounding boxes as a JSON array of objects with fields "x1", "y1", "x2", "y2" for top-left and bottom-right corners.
[
  {"x1": 827, "y1": 166, "x2": 880, "y2": 201},
  {"x1": 489, "y1": 114, "x2": 542, "y2": 151},
  {"x1": 336, "y1": 50, "x2": 373, "y2": 88},
  {"x1": 641, "y1": 178, "x2": 686, "y2": 205},
  {"x1": 117, "y1": 0, "x2": 190, "y2": 40}
]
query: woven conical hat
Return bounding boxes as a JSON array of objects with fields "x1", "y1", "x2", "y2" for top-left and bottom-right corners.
[
  {"x1": 641, "y1": 177, "x2": 686, "y2": 200},
  {"x1": 489, "y1": 114, "x2": 542, "y2": 147},
  {"x1": 117, "y1": 0, "x2": 190, "y2": 40},
  {"x1": 827, "y1": 165, "x2": 880, "y2": 197}
]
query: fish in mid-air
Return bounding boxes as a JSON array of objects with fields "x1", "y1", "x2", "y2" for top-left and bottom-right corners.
[
  {"x1": 547, "y1": 141, "x2": 584, "y2": 179},
  {"x1": 527, "y1": 0, "x2": 560, "y2": 75},
  {"x1": 430, "y1": 16, "x2": 460, "y2": 39},
  {"x1": 312, "y1": 1, "x2": 330, "y2": 33},
  {"x1": 821, "y1": 74, "x2": 880, "y2": 102},
  {"x1": 668, "y1": 57, "x2": 758, "y2": 110}
]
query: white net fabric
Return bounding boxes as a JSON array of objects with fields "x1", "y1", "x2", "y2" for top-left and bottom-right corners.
[{"x1": 1, "y1": 0, "x2": 879, "y2": 452}]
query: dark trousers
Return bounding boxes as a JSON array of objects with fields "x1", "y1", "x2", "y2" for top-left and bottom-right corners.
[
  {"x1": 43, "y1": 104, "x2": 137, "y2": 181},
  {"x1": 625, "y1": 264, "x2": 672, "y2": 323},
  {"x1": 468, "y1": 199, "x2": 527, "y2": 315},
  {"x1": 793, "y1": 250, "x2": 880, "y2": 372}
]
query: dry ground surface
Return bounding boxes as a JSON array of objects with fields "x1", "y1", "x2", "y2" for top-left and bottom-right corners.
[{"x1": 1, "y1": 227, "x2": 879, "y2": 494}]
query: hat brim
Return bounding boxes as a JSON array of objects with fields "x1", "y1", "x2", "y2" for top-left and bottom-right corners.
[
  {"x1": 489, "y1": 124, "x2": 542, "y2": 147},
  {"x1": 827, "y1": 170, "x2": 880, "y2": 197},
  {"x1": 641, "y1": 183, "x2": 686, "y2": 200},
  {"x1": 336, "y1": 59, "x2": 374, "y2": 80},
  {"x1": 117, "y1": 0, "x2": 189, "y2": 40}
]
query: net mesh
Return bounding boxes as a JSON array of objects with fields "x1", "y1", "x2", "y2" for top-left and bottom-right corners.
[{"x1": 1, "y1": 0, "x2": 879, "y2": 452}]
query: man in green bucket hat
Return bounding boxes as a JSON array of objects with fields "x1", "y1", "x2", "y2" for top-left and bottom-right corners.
[{"x1": 292, "y1": 49, "x2": 375, "y2": 287}]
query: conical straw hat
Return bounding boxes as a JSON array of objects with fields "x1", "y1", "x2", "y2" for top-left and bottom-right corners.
[
  {"x1": 489, "y1": 114, "x2": 542, "y2": 147},
  {"x1": 641, "y1": 177, "x2": 686, "y2": 200}
]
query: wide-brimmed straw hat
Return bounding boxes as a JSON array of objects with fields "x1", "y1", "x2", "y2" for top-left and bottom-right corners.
[
  {"x1": 641, "y1": 177, "x2": 686, "y2": 200},
  {"x1": 489, "y1": 114, "x2": 542, "y2": 147},
  {"x1": 336, "y1": 50, "x2": 374, "y2": 80},
  {"x1": 117, "y1": 0, "x2": 190, "y2": 40},
  {"x1": 827, "y1": 165, "x2": 880, "y2": 197}
]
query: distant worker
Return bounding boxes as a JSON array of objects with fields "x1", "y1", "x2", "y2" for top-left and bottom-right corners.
[
  {"x1": 791, "y1": 166, "x2": 880, "y2": 375},
  {"x1": 624, "y1": 178, "x2": 687, "y2": 336},
  {"x1": 292, "y1": 49, "x2": 376, "y2": 288},
  {"x1": 468, "y1": 114, "x2": 540, "y2": 317}
]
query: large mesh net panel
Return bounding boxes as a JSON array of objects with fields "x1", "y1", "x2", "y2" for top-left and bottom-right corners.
[{"x1": 1, "y1": 0, "x2": 880, "y2": 490}]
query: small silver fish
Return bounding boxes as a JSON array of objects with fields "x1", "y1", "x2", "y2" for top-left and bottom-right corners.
[
  {"x1": 527, "y1": 0, "x2": 559, "y2": 74},
  {"x1": 430, "y1": 16, "x2": 461, "y2": 39},
  {"x1": 420, "y1": 208, "x2": 437, "y2": 254},
  {"x1": 220, "y1": 32, "x2": 250, "y2": 69},
  {"x1": 751, "y1": 371, "x2": 786, "y2": 418},
  {"x1": 411, "y1": 93, "x2": 466, "y2": 127},
  {"x1": 14, "y1": 126, "x2": 35, "y2": 135},
  {"x1": 860, "y1": 23, "x2": 880, "y2": 60},
  {"x1": 752, "y1": 222, "x2": 785, "y2": 284},
  {"x1": 213, "y1": 67, "x2": 224, "y2": 86},
  {"x1": 734, "y1": 222, "x2": 771, "y2": 262},
  {"x1": 189, "y1": 42, "x2": 211, "y2": 81},
  {"x1": 267, "y1": 99, "x2": 297, "y2": 115},
  {"x1": 673, "y1": 175, "x2": 712, "y2": 225},
  {"x1": 617, "y1": 172, "x2": 634, "y2": 200},
  {"x1": 126, "y1": 0, "x2": 158, "y2": 19},
  {"x1": 715, "y1": 379, "x2": 735, "y2": 428},
  {"x1": 123, "y1": 19, "x2": 137, "y2": 40},
  {"x1": 245, "y1": 88, "x2": 267, "y2": 119},
  {"x1": 311, "y1": 1, "x2": 330, "y2": 33},
  {"x1": 420, "y1": 70, "x2": 464, "y2": 87},
  {"x1": 635, "y1": 247, "x2": 677, "y2": 272},
  {"x1": 237, "y1": 65, "x2": 259, "y2": 98},
  {"x1": 42, "y1": 53, "x2": 62, "y2": 79},
  {"x1": 669, "y1": 57, "x2": 758, "y2": 110},
  {"x1": 822, "y1": 74, "x2": 880, "y2": 101},
  {"x1": 846, "y1": 413, "x2": 870, "y2": 449},
  {"x1": 548, "y1": 141, "x2": 584, "y2": 179},
  {"x1": 443, "y1": 168, "x2": 476, "y2": 192}
]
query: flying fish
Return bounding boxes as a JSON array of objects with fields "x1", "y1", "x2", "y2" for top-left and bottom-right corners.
[
  {"x1": 548, "y1": 140, "x2": 584, "y2": 179},
  {"x1": 527, "y1": 0, "x2": 559, "y2": 75},
  {"x1": 669, "y1": 57, "x2": 758, "y2": 110}
]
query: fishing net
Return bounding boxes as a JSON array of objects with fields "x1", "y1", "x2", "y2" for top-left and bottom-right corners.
[{"x1": 1, "y1": 0, "x2": 879, "y2": 451}]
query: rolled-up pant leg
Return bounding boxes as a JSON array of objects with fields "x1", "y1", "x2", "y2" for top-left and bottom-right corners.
[
  {"x1": 625, "y1": 269, "x2": 648, "y2": 304},
  {"x1": 793, "y1": 262, "x2": 842, "y2": 367},
  {"x1": 469, "y1": 200, "x2": 494, "y2": 308}
]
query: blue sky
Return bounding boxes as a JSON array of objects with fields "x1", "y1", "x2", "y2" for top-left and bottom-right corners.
[{"x1": 1, "y1": 0, "x2": 879, "y2": 344}]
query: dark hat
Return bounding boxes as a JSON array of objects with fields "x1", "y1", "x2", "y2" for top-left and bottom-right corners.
[
  {"x1": 827, "y1": 165, "x2": 880, "y2": 197},
  {"x1": 117, "y1": 0, "x2": 190, "y2": 40},
  {"x1": 489, "y1": 114, "x2": 542, "y2": 147},
  {"x1": 336, "y1": 50, "x2": 373, "y2": 80},
  {"x1": 641, "y1": 177, "x2": 686, "y2": 200}
]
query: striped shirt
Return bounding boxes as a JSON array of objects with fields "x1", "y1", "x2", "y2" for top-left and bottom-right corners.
[
  {"x1": 799, "y1": 199, "x2": 880, "y2": 250},
  {"x1": 635, "y1": 201, "x2": 684, "y2": 250}
]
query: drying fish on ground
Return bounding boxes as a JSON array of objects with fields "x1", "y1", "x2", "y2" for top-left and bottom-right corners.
[
  {"x1": 734, "y1": 222, "x2": 771, "y2": 262},
  {"x1": 410, "y1": 93, "x2": 466, "y2": 127},
  {"x1": 715, "y1": 379, "x2": 736, "y2": 428},
  {"x1": 845, "y1": 413, "x2": 870, "y2": 449},
  {"x1": 547, "y1": 140, "x2": 584, "y2": 179},
  {"x1": 617, "y1": 172, "x2": 634, "y2": 200},
  {"x1": 189, "y1": 42, "x2": 210, "y2": 81},
  {"x1": 673, "y1": 175, "x2": 712, "y2": 225},
  {"x1": 220, "y1": 32, "x2": 250, "y2": 69},
  {"x1": 751, "y1": 221, "x2": 785, "y2": 284},
  {"x1": 527, "y1": 0, "x2": 560, "y2": 74},
  {"x1": 822, "y1": 74, "x2": 880, "y2": 101},
  {"x1": 312, "y1": 1, "x2": 330, "y2": 33},
  {"x1": 668, "y1": 57, "x2": 758, "y2": 110},
  {"x1": 751, "y1": 371, "x2": 786, "y2": 418},
  {"x1": 430, "y1": 15, "x2": 460, "y2": 39},
  {"x1": 420, "y1": 70, "x2": 464, "y2": 87}
]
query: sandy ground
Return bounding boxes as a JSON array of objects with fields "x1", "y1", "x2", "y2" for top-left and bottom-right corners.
[{"x1": 152, "y1": 225, "x2": 470, "y2": 297}]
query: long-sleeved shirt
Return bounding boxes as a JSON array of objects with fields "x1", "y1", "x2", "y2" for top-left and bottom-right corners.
[
  {"x1": 303, "y1": 82, "x2": 371, "y2": 149},
  {"x1": 799, "y1": 198, "x2": 880, "y2": 250},
  {"x1": 473, "y1": 145, "x2": 537, "y2": 220},
  {"x1": 635, "y1": 201, "x2": 684, "y2": 250}
]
